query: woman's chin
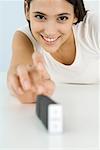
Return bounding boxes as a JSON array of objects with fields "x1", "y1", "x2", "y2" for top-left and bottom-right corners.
[{"x1": 42, "y1": 46, "x2": 59, "y2": 53}]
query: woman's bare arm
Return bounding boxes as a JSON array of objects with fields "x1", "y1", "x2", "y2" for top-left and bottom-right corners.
[
  {"x1": 9, "y1": 31, "x2": 34, "y2": 71},
  {"x1": 7, "y1": 31, "x2": 55, "y2": 103},
  {"x1": 7, "y1": 31, "x2": 36, "y2": 103}
]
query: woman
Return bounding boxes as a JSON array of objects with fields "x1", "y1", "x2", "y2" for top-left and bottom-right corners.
[{"x1": 7, "y1": 0, "x2": 100, "y2": 103}]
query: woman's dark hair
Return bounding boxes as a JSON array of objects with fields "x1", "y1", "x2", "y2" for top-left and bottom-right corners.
[
  {"x1": 67, "y1": 0, "x2": 87, "y2": 23},
  {"x1": 24, "y1": 0, "x2": 87, "y2": 25}
]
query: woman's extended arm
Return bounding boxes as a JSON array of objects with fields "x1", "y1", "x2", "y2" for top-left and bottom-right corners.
[
  {"x1": 7, "y1": 31, "x2": 55, "y2": 103},
  {"x1": 7, "y1": 31, "x2": 36, "y2": 103}
]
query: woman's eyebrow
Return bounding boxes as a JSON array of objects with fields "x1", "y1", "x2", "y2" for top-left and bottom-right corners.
[
  {"x1": 58, "y1": 13, "x2": 71, "y2": 16},
  {"x1": 32, "y1": 11, "x2": 71, "y2": 16},
  {"x1": 32, "y1": 12, "x2": 47, "y2": 16}
]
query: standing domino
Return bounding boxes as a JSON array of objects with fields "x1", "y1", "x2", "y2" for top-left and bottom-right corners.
[{"x1": 36, "y1": 95, "x2": 63, "y2": 133}]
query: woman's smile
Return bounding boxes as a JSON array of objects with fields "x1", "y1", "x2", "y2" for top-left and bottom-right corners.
[{"x1": 40, "y1": 34, "x2": 61, "y2": 46}]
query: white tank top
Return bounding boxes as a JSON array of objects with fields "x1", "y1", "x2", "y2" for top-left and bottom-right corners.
[{"x1": 18, "y1": 11, "x2": 100, "y2": 84}]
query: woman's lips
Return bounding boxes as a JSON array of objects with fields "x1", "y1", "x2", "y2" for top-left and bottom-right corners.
[{"x1": 40, "y1": 34, "x2": 60, "y2": 45}]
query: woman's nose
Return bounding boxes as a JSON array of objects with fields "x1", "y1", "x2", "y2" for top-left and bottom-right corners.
[{"x1": 44, "y1": 21, "x2": 57, "y2": 37}]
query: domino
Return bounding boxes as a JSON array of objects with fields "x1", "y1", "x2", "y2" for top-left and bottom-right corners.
[{"x1": 36, "y1": 95, "x2": 63, "y2": 133}]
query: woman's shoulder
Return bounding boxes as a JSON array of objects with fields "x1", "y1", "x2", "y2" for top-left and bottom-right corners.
[
  {"x1": 17, "y1": 24, "x2": 33, "y2": 39},
  {"x1": 17, "y1": 24, "x2": 37, "y2": 47},
  {"x1": 76, "y1": 10, "x2": 99, "y2": 33},
  {"x1": 84, "y1": 11, "x2": 99, "y2": 47},
  {"x1": 74, "y1": 11, "x2": 99, "y2": 36},
  {"x1": 73, "y1": 11, "x2": 100, "y2": 52},
  {"x1": 75, "y1": 11, "x2": 99, "y2": 28}
]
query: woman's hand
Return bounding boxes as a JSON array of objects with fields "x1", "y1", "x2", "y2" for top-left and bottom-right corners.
[{"x1": 7, "y1": 52, "x2": 55, "y2": 103}]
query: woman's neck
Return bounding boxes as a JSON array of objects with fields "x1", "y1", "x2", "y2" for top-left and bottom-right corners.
[{"x1": 51, "y1": 30, "x2": 76, "y2": 65}]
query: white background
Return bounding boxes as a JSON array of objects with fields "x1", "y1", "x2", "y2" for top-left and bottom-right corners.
[{"x1": 0, "y1": 0, "x2": 99, "y2": 71}]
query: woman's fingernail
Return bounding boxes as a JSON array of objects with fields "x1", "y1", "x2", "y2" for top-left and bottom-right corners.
[{"x1": 23, "y1": 80, "x2": 31, "y2": 90}]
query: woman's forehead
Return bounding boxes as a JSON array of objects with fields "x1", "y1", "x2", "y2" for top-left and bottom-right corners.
[
  {"x1": 31, "y1": 0, "x2": 70, "y2": 7},
  {"x1": 30, "y1": 0, "x2": 74, "y2": 14}
]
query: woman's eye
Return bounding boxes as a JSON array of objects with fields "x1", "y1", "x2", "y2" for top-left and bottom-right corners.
[
  {"x1": 57, "y1": 16, "x2": 68, "y2": 22},
  {"x1": 34, "y1": 15, "x2": 46, "y2": 21}
]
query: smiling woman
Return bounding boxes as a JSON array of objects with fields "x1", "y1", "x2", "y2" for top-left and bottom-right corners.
[{"x1": 7, "y1": 0, "x2": 100, "y2": 103}]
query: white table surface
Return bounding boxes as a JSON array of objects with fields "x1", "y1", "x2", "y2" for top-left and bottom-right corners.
[{"x1": 0, "y1": 72, "x2": 100, "y2": 150}]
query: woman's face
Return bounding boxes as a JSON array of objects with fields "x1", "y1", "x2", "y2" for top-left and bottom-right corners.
[{"x1": 26, "y1": 0, "x2": 77, "y2": 53}]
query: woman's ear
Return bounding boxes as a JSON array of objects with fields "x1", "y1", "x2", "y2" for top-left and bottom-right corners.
[
  {"x1": 73, "y1": 17, "x2": 78, "y2": 24},
  {"x1": 24, "y1": 1, "x2": 30, "y2": 20}
]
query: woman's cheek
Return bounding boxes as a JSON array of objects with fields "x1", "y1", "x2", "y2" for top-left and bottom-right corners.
[{"x1": 31, "y1": 21, "x2": 44, "y2": 31}]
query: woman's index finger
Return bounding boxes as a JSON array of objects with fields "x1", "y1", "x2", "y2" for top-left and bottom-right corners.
[
  {"x1": 32, "y1": 52, "x2": 50, "y2": 79},
  {"x1": 32, "y1": 52, "x2": 45, "y2": 67},
  {"x1": 37, "y1": 63, "x2": 50, "y2": 80}
]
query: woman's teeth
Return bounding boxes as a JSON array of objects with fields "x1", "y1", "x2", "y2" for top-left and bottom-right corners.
[{"x1": 41, "y1": 35, "x2": 58, "y2": 42}]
